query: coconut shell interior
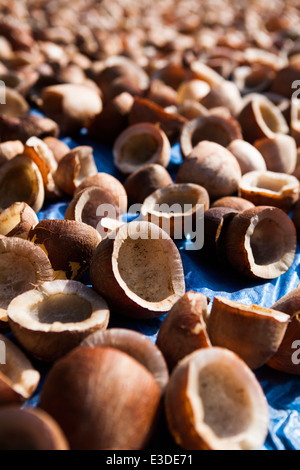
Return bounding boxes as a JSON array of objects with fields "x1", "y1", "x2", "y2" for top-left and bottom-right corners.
[
  {"x1": 8, "y1": 280, "x2": 109, "y2": 332},
  {"x1": 109, "y1": 222, "x2": 185, "y2": 312},
  {"x1": 119, "y1": 133, "x2": 159, "y2": 166},
  {"x1": 31, "y1": 294, "x2": 93, "y2": 324},
  {"x1": 184, "y1": 348, "x2": 269, "y2": 449},
  {"x1": 0, "y1": 239, "x2": 53, "y2": 310},
  {"x1": 194, "y1": 362, "x2": 252, "y2": 438},
  {"x1": 245, "y1": 209, "x2": 296, "y2": 277},
  {"x1": 257, "y1": 101, "x2": 285, "y2": 133},
  {"x1": 149, "y1": 185, "x2": 205, "y2": 213},
  {"x1": 75, "y1": 147, "x2": 98, "y2": 186},
  {"x1": 0, "y1": 207, "x2": 23, "y2": 236},
  {"x1": 118, "y1": 237, "x2": 175, "y2": 302},
  {"x1": 70, "y1": 187, "x2": 119, "y2": 232},
  {"x1": 253, "y1": 172, "x2": 296, "y2": 193},
  {"x1": 191, "y1": 121, "x2": 235, "y2": 148},
  {"x1": 0, "y1": 158, "x2": 44, "y2": 211}
]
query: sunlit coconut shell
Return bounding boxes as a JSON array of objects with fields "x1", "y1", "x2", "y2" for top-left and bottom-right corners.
[
  {"x1": 200, "y1": 80, "x2": 243, "y2": 116},
  {"x1": 165, "y1": 347, "x2": 269, "y2": 450},
  {"x1": 0, "y1": 334, "x2": 40, "y2": 405},
  {"x1": 90, "y1": 221, "x2": 185, "y2": 319},
  {"x1": 156, "y1": 291, "x2": 211, "y2": 371},
  {"x1": 0, "y1": 202, "x2": 38, "y2": 238},
  {"x1": 0, "y1": 237, "x2": 53, "y2": 326},
  {"x1": 177, "y1": 79, "x2": 211, "y2": 103},
  {"x1": 180, "y1": 115, "x2": 243, "y2": 158},
  {"x1": 207, "y1": 296, "x2": 290, "y2": 369},
  {"x1": 74, "y1": 172, "x2": 128, "y2": 215},
  {"x1": 225, "y1": 206, "x2": 297, "y2": 279},
  {"x1": 28, "y1": 219, "x2": 101, "y2": 281},
  {"x1": 42, "y1": 83, "x2": 103, "y2": 134},
  {"x1": 0, "y1": 140, "x2": 24, "y2": 166},
  {"x1": 65, "y1": 186, "x2": 120, "y2": 239},
  {"x1": 141, "y1": 183, "x2": 209, "y2": 238},
  {"x1": 113, "y1": 122, "x2": 171, "y2": 174},
  {"x1": 238, "y1": 170, "x2": 300, "y2": 213},
  {"x1": 254, "y1": 135, "x2": 297, "y2": 175},
  {"x1": 176, "y1": 141, "x2": 242, "y2": 200},
  {"x1": 54, "y1": 146, "x2": 98, "y2": 196},
  {"x1": 267, "y1": 288, "x2": 300, "y2": 375},
  {"x1": 81, "y1": 328, "x2": 169, "y2": 391},
  {"x1": 176, "y1": 100, "x2": 208, "y2": 121},
  {"x1": 39, "y1": 346, "x2": 161, "y2": 450},
  {"x1": 227, "y1": 139, "x2": 267, "y2": 175},
  {"x1": 238, "y1": 94, "x2": 289, "y2": 143},
  {"x1": 7, "y1": 280, "x2": 110, "y2": 362},
  {"x1": 0, "y1": 156, "x2": 44, "y2": 212},
  {"x1": 0, "y1": 87, "x2": 29, "y2": 118},
  {"x1": 190, "y1": 60, "x2": 225, "y2": 87},
  {"x1": 23, "y1": 136, "x2": 61, "y2": 199}
]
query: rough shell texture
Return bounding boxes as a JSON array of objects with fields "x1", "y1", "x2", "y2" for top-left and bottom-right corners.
[
  {"x1": 128, "y1": 97, "x2": 187, "y2": 143},
  {"x1": 39, "y1": 346, "x2": 161, "y2": 450},
  {"x1": 156, "y1": 291, "x2": 211, "y2": 371},
  {"x1": 81, "y1": 328, "x2": 169, "y2": 391},
  {"x1": 124, "y1": 164, "x2": 173, "y2": 206},
  {"x1": 28, "y1": 219, "x2": 101, "y2": 281},
  {"x1": 207, "y1": 296, "x2": 290, "y2": 369},
  {"x1": 74, "y1": 172, "x2": 128, "y2": 215},
  {"x1": 176, "y1": 141, "x2": 242, "y2": 200}
]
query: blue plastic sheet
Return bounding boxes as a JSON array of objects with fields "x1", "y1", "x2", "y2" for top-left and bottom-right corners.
[{"x1": 20, "y1": 129, "x2": 300, "y2": 450}]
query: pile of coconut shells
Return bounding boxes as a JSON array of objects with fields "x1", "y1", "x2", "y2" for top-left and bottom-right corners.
[{"x1": 0, "y1": 0, "x2": 299, "y2": 452}]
